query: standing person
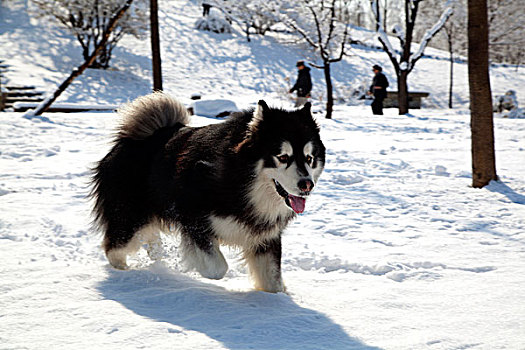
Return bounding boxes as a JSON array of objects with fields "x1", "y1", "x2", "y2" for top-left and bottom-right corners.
[
  {"x1": 368, "y1": 64, "x2": 389, "y2": 115},
  {"x1": 202, "y1": 1, "x2": 212, "y2": 16},
  {"x1": 289, "y1": 60, "x2": 312, "y2": 108}
]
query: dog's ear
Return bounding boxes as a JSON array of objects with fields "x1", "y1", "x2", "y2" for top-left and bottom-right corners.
[
  {"x1": 301, "y1": 102, "x2": 312, "y2": 115},
  {"x1": 301, "y1": 102, "x2": 320, "y2": 131},
  {"x1": 248, "y1": 100, "x2": 269, "y2": 134},
  {"x1": 258, "y1": 100, "x2": 269, "y2": 111}
]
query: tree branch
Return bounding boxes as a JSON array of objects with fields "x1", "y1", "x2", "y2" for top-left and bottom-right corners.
[
  {"x1": 306, "y1": 0, "x2": 328, "y2": 59},
  {"x1": 410, "y1": 6, "x2": 453, "y2": 72}
]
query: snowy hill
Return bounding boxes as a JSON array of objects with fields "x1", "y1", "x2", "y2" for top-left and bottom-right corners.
[
  {"x1": 1, "y1": 0, "x2": 524, "y2": 108},
  {"x1": 1, "y1": 1, "x2": 525, "y2": 349}
]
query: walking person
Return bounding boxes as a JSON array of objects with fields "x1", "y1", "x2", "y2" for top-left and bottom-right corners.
[
  {"x1": 368, "y1": 64, "x2": 389, "y2": 115},
  {"x1": 289, "y1": 60, "x2": 312, "y2": 108}
]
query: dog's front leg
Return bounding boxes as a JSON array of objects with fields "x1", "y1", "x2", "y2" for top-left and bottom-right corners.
[
  {"x1": 245, "y1": 236, "x2": 285, "y2": 293},
  {"x1": 179, "y1": 220, "x2": 228, "y2": 280}
]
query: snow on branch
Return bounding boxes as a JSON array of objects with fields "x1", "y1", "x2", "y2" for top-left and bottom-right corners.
[
  {"x1": 369, "y1": 0, "x2": 399, "y2": 71},
  {"x1": 392, "y1": 24, "x2": 405, "y2": 46},
  {"x1": 409, "y1": 7, "x2": 453, "y2": 71}
]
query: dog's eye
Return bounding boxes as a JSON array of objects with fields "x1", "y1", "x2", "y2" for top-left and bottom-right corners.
[
  {"x1": 277, "y1": 155, "x2": 289, "y2": 163},
  {"x1": 305, "y1": 155, "x2": 313, "y2": 165}
]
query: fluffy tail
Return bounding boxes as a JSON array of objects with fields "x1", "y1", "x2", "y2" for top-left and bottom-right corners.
[
  {"x1": 90, "y1": 92, "x2": 189, "y2": 240},
  {"x1": 117, "y1": 91, "x2": 190, "y2": 140}
]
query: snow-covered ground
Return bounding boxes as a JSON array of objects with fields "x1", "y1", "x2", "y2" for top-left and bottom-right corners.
[
  {"x1": 1, "y1": 106, "x2": 524, "y2": 350},
  {"x1": 2, "y1": 0, "x2": 525, "y2": 349}
]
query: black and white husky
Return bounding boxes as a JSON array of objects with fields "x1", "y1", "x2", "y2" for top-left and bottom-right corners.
[{"x1": 91, "y1": 92, "x2": 325, "y2": 293}]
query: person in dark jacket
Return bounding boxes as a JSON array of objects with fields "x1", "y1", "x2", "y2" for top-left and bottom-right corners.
[
  {"x1": 368, "y1": 64, "x2": 389, "y2": 115},
  {"x1": 202, "y1": 1, "x2": 211, "y2": 16},
  {"x1": 289, "y1": 60, "x2": 312, "y2": 107}
]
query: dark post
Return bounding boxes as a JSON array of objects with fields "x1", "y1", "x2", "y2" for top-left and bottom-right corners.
[
  {"x1": 448, "y1": 29, "x2": 454, "y2": 109},
  {"x1": 150, "y1": 0, "x2": 163, "y2": 91},
  {"x1": 323, "y1": 62, "x2": 333, "y2": 119}
]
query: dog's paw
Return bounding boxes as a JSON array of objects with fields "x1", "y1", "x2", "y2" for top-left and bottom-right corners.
[
  {"x1": 255, "y1": 277, "x2": 285, "y2": 293},
  {"x1": 198, "y1": 258, "x2": 228, "y2": 280},
  {"x1": 183, "y1": 243, "x2": 228, "y2": 279},
  {"x1": 106, "y1": 249, "x2": 129, "y2": 270}
]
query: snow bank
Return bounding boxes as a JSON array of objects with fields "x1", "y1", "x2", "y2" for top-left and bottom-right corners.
[{"x1": 191, "y1": 99, "x2": 239, "y2": 118}]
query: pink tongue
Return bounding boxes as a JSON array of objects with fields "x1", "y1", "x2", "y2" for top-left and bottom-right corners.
[{"x1": 288, "y1": 195, "x2": 306, "y2": 214}]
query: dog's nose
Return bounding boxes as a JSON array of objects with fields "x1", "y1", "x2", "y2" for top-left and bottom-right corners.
[{"x1": 298, "y1": 179, "x2": 314, "y2": 193}]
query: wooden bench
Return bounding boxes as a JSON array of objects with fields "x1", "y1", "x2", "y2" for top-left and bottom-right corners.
[{"x1": 383, "y1": 91, "x2": 429, "y2": 109}]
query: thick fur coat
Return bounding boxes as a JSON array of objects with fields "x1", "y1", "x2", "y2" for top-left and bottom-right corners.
[{"x1": 91, "y1": 92, "x2": 325, "y2": 292}]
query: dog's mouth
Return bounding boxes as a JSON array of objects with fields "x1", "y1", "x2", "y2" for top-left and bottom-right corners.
[{"x1": 273, "y1": 180, "x2": 306, "y2": 214}]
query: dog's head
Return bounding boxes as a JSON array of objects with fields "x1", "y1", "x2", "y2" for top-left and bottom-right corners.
[{"x1": 246, "y1": 100, "x2": 325, "y2": 215}]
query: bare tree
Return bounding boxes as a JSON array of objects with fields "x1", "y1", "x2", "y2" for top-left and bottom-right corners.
[
  {"x1": 150, "y1": 0, "x2": 162, "y2": 91},
  {"x1": 370, "y1": 0, "x2": 452, "y2": 114},
  {"x1": 31, "y1": 0, "x2": 147, "y2": 69},
  {"x1": 208, "y1": 0, "x2": 278, "y2": 42},
  {"x1": 276, "y1": 0, "x2": 350, "y2": 119},
  {"x1": 24, "y1": 0, "x2": 135, "y2": 118},
  {"x1": 410, "y1": 0, "x2": 523, "y2": 68},
  {"x1": 468, "y1": 0, "x2": 497, "y2": 188},
  {"x1": 488, "y1": 0, "x2": 525, "y2": 67}
]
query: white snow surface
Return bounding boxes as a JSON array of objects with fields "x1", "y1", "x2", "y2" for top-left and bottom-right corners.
[
  {"x1": 2, "y1": 0, "x2": 525, "y2": 349},
  {"x1": 192, "y1": 98, "x2": 239, "y2": 117},
  {"x1": 2, "y1": 106, "x2": 525, "y2": 350}
]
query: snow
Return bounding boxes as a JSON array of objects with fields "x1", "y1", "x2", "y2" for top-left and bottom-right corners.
[
  {"x1": 14, "y1": 101, "x2": 118, "y2": 110},
  {"x1": 2, "y1": 0, "x2": 525, "y2": 349},
  {"x1": 2, "y1": 106, "x2": 525, "y2": 349},
  {"x1": 192, "y1": 98, "x2": 239, "y2": 117}
]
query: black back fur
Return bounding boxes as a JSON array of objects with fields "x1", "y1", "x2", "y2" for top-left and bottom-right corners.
[{"x1": 91, "y1": 96, "x2": 325, "y2": 253}]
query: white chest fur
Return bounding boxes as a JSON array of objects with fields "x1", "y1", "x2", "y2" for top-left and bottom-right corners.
[{"x1": 209, "y1": 215, "x2": 283, "y2": 249}]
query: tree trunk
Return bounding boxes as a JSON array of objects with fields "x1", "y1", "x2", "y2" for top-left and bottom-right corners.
[
  {"x1": 150, "y1": 0, "x2": 163, "y2": 91},
  {"x1": 448, "y1": 34, "x2": 454, "y2": 109},
  {"x1": 374, "y1": 0, "x2": 380, "y2": 31},
  {"x1": 91, "y1": 45, "x2": 111, "y2": 69},
  {"x1": 323, "y1": 62, "x2": 333, "y2": 119},
  {"x1": 25, "y1": 0, "x2": 134, "y2": 117},
  {"x1": 468, "y1": 0, "x2": 497, "y2": 188},
  {"x1": 382, "y1": 0, "x2": 387, "y2": 32},
  {"x1": 397, "y1": 70, "x2": 409, "y2": 114},
  {"x1": 397, "y1": 0, "x2": 417, "y2": 115}
]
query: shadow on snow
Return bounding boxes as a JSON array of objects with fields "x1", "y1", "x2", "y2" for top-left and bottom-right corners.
[
  {"x1": 97, "y1": 264, "x2": 381, "y2": 350},
  {"x1": 487, "y1": 180, "x2": 525, "y2": 205}
]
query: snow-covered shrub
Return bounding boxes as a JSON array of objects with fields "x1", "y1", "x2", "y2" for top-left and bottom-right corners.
[
  {"x1": 494, "y1": 90, "x2": 518, "y2": 112},
  {"x1": 494, "y1": 90, "x2": 524, "y2": 118},
  {"x1": 195, "y1": 11, "x2": 232, "y2": 34},
  {"x1": 505, "y1": 108, "x2": 525, "y2": 118},
  {"x1": 208, "y1": 0, "x2": 280, "y2": 41}
]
